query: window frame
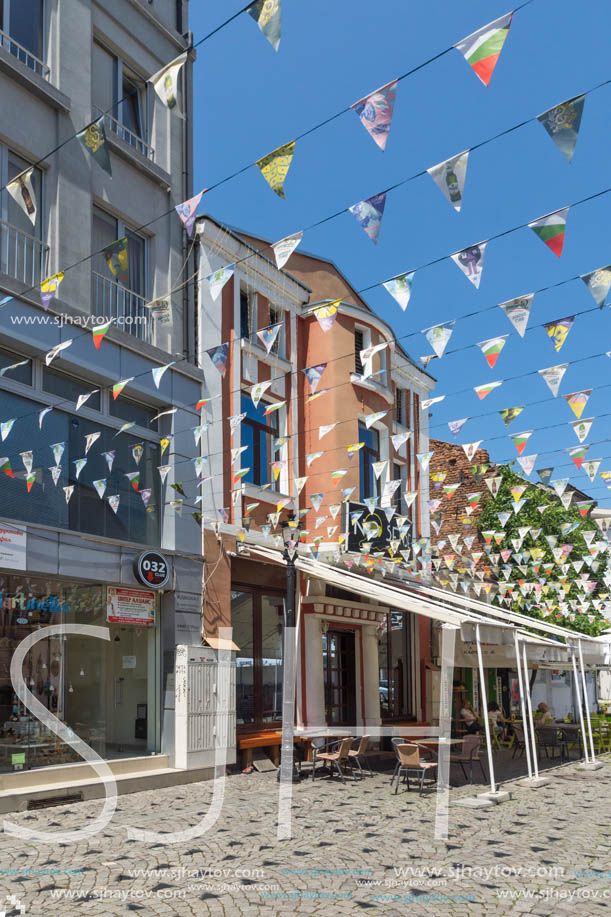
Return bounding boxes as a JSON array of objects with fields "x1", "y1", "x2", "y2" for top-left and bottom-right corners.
[
  {"x1": 92, "y1": 39, "x2": 149, "y2": 148},
  {"x1": 0, "y1": 144, "x2": 44, "y2": 242},
  {"x1": 233, "y1": 583, "x2": 284, "y2": 732},
  {"x1": 268, "y1": 303, "x2": 285, "y2": 359},
  {"x1": 92, "y1": 204, "x2": 149, "y2": 300},
  {"x1": 358, "y1": 420, "x2": 380, "y2": 501},
  {"x1": 240, "y1": 392, "x2": 281, "y2": 488},
  {"x1": 1, "y1": 0, "x2": 45, "y2": 66}
]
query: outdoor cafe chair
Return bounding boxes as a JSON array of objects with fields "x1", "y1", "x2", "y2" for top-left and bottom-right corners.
[
  {"x1": 449, "y1": 734, "x2": 488, "y2": 784},
  {"x1": 537, "y1": 726, "x2": 568, "y2": 762},
  {"x1": 348, "y1": 735, "x2": 372, "y2": 778},
  {"x1": 312, "y1": 737, "x2": 355, "y2": 784},
  {"x1": 511, "y1": 723, "x2": 527, "y2": 759},
  {"x1": 392, "y1": 743, "x2": 438, "y2": 796}
]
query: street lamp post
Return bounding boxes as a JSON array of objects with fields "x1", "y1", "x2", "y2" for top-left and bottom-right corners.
[{"x1": 278, "y1": 515, "x2": 301, "y2": 782}]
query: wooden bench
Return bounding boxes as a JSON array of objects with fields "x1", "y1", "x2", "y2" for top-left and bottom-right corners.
[{"x1": 238, "y1": 732, "x2": 283, "y2": 768}]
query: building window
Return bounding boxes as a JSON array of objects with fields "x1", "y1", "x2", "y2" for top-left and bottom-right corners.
[
  {"x1": 378, "y1": 611, "x2": 413, "y2": 720},
  {"x1": 92, "y1": 41, "x2": 150, "y2": 157},
  {"x1": 232, "y1": 587, "x2": 283, "y2": 728},
  {"x1": 395, "y1": 388, "x2": 403, "y2": 425},
  {"x1": 109, "y1": 396, "x2": 159, "y2": 432},
  {"x1": 393, "y1": 462, "x2": 403, "y2": 509},
  {"x1": 0, "y1": 346, "x2": 32, "y2": 386},
  {"x1": 0, "y1": 0, "x2": 44, "y2": 73},
  {"x1": 43, "y1": 367, "x2": 102, "y2": 412},
  {"x1": 268, "y1": 303, "x2": 284, "y2": 358},
  {"x1": 0, "y1": 146, "x2": 45, "y2": 286},
  {"x1": 91, "y1": 206, "x2": 149, "y2": 340},
  {"x1": 354, "y1": 328, "x2": 364, "y2": 375},
  {"x1": 359, "y1": 421, "x2": 379, "y2": 501},
  {"x1": 240, "y1": 393, "x2": 280, "y2": 488},
  {"x1": 240, "y1": 290, "x2": 253, "y2": 340}
]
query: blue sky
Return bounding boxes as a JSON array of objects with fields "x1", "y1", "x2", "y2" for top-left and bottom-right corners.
[{"x1": 190, "y1": 0, "x2": 611, "y2": 507}]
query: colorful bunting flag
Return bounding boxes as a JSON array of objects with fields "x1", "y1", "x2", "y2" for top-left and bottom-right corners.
[
  {"x1": 175, "y1": 191, "x2": 204, "y2": 237},
  {"x1": 581, "y1": 266, "x2": 611, "y2": 308},
  {"x1": 75, "y1": 390, "x2": 99, "y2": 411},
  {"x1": 146, "y1": 297, "x2": 171, "y2": 324},
  {"x1": 84, "y1": 432, "x2": 101, "y2": 455},
  {"x1": 499, "y1": 406, "x2": 524, "y2": 427},
  {"x1": 0, "y1": 419, "x2": 15, "y2": 442},
  {"x1": 382, "y1": 272, "x2": 415, "y2": 311},
  {"x1": 206, "y1": 266, "x2": 234, "y2": 303},
  {"x1": 537, "y1": 468, "x2": 554, "y2": 483},
  {"x1": 115, "y1": 422, "x2": 135, "y2": 438},
  {"x1": 91, "y1": 318, "x2": 113, "y2": 351},
  {"x1": 538, "y1": 363, "x2": 568, "y2": 397},
  {"x1": 537, "y1": 94, "x2": 585, "y2": 163},
  {"x1": 38, "y1": 406, "x2": 52, "y2": 429},
  {"x1": 313, "y1": 300, "x2": 340, "y2": 333},
  {"x1": 112, "y1": 377, "x2": 134, "y2": 400},
  {"x1": 351, "y1": 79, "x2": 397, "y2": 151},
  {"x1": 450, "y1": 242, "x2": 487, "y2": 289},
  {"x1": 272, "y1": 231, "x2": 303, "y2": 269},
  {"x1": 499, "y1": 293, "x2": 533, "y2": 338},
  {"x1": 567, "y1": 445, "x2": 588, "y2": 469},
  {"x1": 205, "y1": 343, "x2": 229, "y2": 377},
  {"x1": 77, "y1": 117, "x2": 112, "y2": 176},
  {"x1": 563, "y1": 390, "x2": 591, "y2": 419},
  {"x1": 582, "y1": 459, "x2": 600, "y2": 483},
  {"x1": 477, "y1": 334, "x2": 508, "y2": 369},
  {"x1": 64, "y1": 485, "x2": 74, "y2": 504},
  {"x1": 48, "y1": 465, "x2": 61, "y2": 486},
  {"x1": 417, "y1": 451, "x2": 434, "y2": 472},
  {"x1": 448, "y1": 418, "x2": 469, "y2": 438},
  {"x1": 152, "y1": 362, "x2": 175, "y2": 389},
  {"x1": 6, "y1": 167, "x2": 38, "y2": 224},
  {"x1": 462, "y1": 442, "x2": 482, "y2": 461},
  {"x1": 249, "y1": 0, "x2": 281, "y2": 50},
  {"x1": 529, "y1": 208, "x2": 569, "y2": 257},
  {"x1": 102, "y1": 451, "x2": 115, "y2": 472},
  {"x1": 263, "y1": 401, "x2": 285, "y2": 416},
  {"x1": 427, "y1": 151, "x2": 469, "y2": 211},
  {"x1": 454, "y1": 12, "x2": 513, "y2": 86},
  {"x1": 73, "y1": 458, "x2": 87, "y2": 480},
  {"x1": 140, "y1": 489, "x2": 152, "y2": 508},
  {"x1": 19, "y1": 451, "x2": 33, "y2": 475},
  {"x1": 251, "y1": 379, "x2": 273, "y2": 408},
  {"x1": 365, "y1": 411, "x2": 387, "y2": 429},
  {"x1": 45, "y1": 339, "x2": 72, "y2": 367},
  {"x1": 93, "y1": 478, "x2": 107, "y2": 499},
  {"x1": 108, "y1": 494, "x2": 120, "y2": 514},
  {"x1": 306, "y1": 452, "x2": 323, "y2": 468},
  {"x1": 319, "y1": 423, "x2": 337, "y2": 440},
  {"x1": 257, "y1": 322, "x2": 282, "y2": 353},
  {"x1": 40, "y1": 272, "x2": 64, "y2": 310},
  {"x1": 349, "y1": 192, "x2": 387, "y2": 244},
  {"x1": 125, "y1": 471, "x2": 140, "y2": 491},
  {"x1": 570, "y1": 417, "x2": 593, "y2": 443},
  {"x1": 517, "y1": 454, "x2": 537, "y2": 476},
  {"x1": 391, "y1": 431, "x2": 410, "y2": 452},
  {"x1": 256, "y1": 140, "x2": 295, "y2": 198},
  {"x1": 347, "y1": 443, "x2": 364, "y2": 460},
  {"x1": 443, "y1": 483, "x2": 460, "y2": 499},
  {"x1": 543, "y1": 315, "x2": 574, "y2": 352},
  {"x1": 103, "y1": 237, "x2": 128, "y2": 285},
  {"x1": 474, "y1": 380, "x2": 502, "y2": 400},
  {"x1": 423, "y1": 321, "x2": 455, "y2": 358},
  {"x1": 150, "y1": 52, "x2": 187, "y2": 113},
  {"x1": 160, "y1": 435, "x2": 172, "y2": 457},
  {"x1": 157, "y1": 464, "x2": 171, "y2": 483}
]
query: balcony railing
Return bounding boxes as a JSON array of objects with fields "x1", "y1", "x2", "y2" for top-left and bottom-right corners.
[
  {"x1": 94, "y1": 107, "x2": 154, "y2": 161},
  {"x1": 0, "y1": 28, "x2": 49, "y2": 80},
  {"x1": 0, "y1": 219, "x2": 49, "y2": 287},
  {"x1": 92, "y1": 271, "x2": 152, "y2": 343}
]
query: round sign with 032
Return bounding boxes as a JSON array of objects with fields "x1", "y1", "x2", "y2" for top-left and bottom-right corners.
[{"x1": 134, "y1": 551, "x2": 170, "y2": 589}]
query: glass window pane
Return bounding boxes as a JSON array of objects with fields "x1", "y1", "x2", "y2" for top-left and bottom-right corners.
[
  {"x1": 0, "y1": 347, "x2": 31, "y2": 385},
  {"x1": 9, "y1": 0, "x2": 42, "y2": 60},
  {"x1": 92, "y1": 42, "x2": 116, "y2": 114},
  {"x1": 122, "y1": 76, "x2": 143, "y2": 138},
  {"x1": 109, "y1": 396, "x2": 158, "y2": 432},
  {"x1": 7, "y1": 152, "x2": 41, "y2": 239},
  {"x1": 260, "y1": 596, "x2": 283, "y2": 722},
  {"x1": 92, "y1": 207, "x2": 117, "y2": 278},
  {"x1": 232, "y1": 591, "x2": 255, "y2": 724},
  {"x1": 126, "y1": 230, "x2": 145, "y2": 296},
  {"x1": 42, "y1": 367, "x2": 101, "y2": 411}
]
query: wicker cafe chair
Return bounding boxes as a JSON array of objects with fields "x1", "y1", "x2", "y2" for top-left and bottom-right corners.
[
  {"x1": 312, "y1": 737, "x2": 355, "y2": 784},
  {"x1": 348, "y1": 735, "x2": 373, "y2": 778},
  {"x1": 392, "y1": 744, "x2": 438, "y2": 796}
]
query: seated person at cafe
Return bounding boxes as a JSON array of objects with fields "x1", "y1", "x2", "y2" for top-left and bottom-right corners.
[
  {"x1": 487, "y1": 701, "x2": 506, "y2": 737},
  {"x1": 534, "y1": 702, "x2": 554, "y2": 727},
  {"x1": 460, "y1": 700, "x2": 480, "y2": 734}
]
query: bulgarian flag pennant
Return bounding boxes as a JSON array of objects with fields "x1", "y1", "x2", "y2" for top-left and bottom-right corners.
[
  {"x1": 528, "y1": 208, "x2": 569, "y2": 257},
  {"x1": 112, "y1": 377, "x2": 134, "y2": 400},
  {"x1": 92, "y1": 319, "x2": 113, "y2": 350},
  {"x1": 0, "y1": 457, "x2": 14, "y2": 478},
  {"x1": 510, "y1": 430, "x2": 533, "y2": 455},
  {"x1": 474, "y1": 380, "x2": 502, "y2": 400},
  {"x1": 443, "y1": 483, "x2": 460, "y2": 499},
  {"x1": 477, "y1": 335, "x2": 508, "y2": 369},
  {"x1": 567, "y1": 444, "x2": 588, "y2": 469},
  {"x1": 454, "y1": 12, "x2": 513, "y2": 87}
]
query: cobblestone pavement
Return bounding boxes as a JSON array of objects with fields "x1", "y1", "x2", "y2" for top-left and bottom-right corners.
[{"x1": 0, "y1": 751, "x2": 609, "y2": 916}]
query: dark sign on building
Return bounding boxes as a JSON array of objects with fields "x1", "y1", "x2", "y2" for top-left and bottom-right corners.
[{"x1": 344, "y1": 502, "x2": 413, "y2": 556}]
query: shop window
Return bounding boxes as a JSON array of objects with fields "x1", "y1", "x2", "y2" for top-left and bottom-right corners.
[
  {"x1": 378, "y1": 610, "x2": 413, "y2": 719},
  {"x1": 0, "y1": 388, "x2": 161, "y2": 545},
  {"x1": 109, "y1": 395, "x2": 159, "y2": 432},
  {"x1": 232, "y1": 587, "x2": 283, "y2": 729},
  {"x1": 240, "y1": 392, "x2": 280, "y2": 488},
  {"x1": 43, "y1": 366, "x2": 101, "y2": 412},
  {"x1": 359, "y1": 421, "x2": 379, "y2": 501},
  {"x1": 0, "y1": 575, "x2": 160, "y2": 773}
]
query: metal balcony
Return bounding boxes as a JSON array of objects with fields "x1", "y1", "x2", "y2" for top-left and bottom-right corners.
[
  {"x1": 91, "y1": 271, "x2": 152, "y2": 343},
  {"x1": 0, "y1": 219, "x2": 49, "y2": 287},
  {"x1": 93, "y1": 107, "x2": 154, "y2": 161},
  {"x1": 0, "y1": 28, "x2": 49, "y2": 80}
]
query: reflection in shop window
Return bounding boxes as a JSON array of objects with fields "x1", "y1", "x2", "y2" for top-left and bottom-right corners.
[
  {"x1": 232, "y1": 588, "x2": 283, "y2": 728},
  {"x1": 378, "y1": 610, "x2": 412, "y2": 719}
]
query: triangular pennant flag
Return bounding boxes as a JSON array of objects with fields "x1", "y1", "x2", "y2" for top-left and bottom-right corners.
[
  {"x1": 250, "y1": 379, "x2": 272, "y2": 408},
  {"x1": 372, "y1": 460, "x2": 388, "y2": 480},
  {"x1": 6, "y1": 167, "x2": 38, "y2": 224},
  {"x1": 175, "y1": 191, "x2": 204, "y2": 237},
  {"x1": 485, "y1": 475, "x2": 502, "y2": 497},
  {"x1": 450, "y1": 242, "x2": 487, "y2": 289},
  {"x1": 347, "y1": 443, "x2": 364, "y2": 460},
  {"x1": 448, "y1": 418, "x2": 469, "y2": 438},
  {"x1": 319, "y1": 423, "x2": 337, "y2": 440},
  {"x1": 132, "y1": 444, "x2": 144, "y2": 465},
  {"x1": 477, "y1": 334, "x2": 508, "y2": 369},
  {"x1": 349, "y1": 192, "x2": 387, "y2": 244},
  {"x1": 529, "y1": 208, "x2": 569, "y2": 257},
  {"x1": 360, "y1": 342, "x2": 388, "y2": 380},
  {"x1": 462, "y1": 442, "x2": 482, "y2": 461},
  {"x1": 63, "y1": 485, "x2": 74, "y2": 504},
  {"x1": 538, "y1": 363, "x2": 568, "y2": 397},
  {"x1": 45, "y1": 339, "x2": 72, "y2": 366},
  {"x1": 205, "y1": 343, "x2": 230, "y2": 377},
  {"x1": 423, "y1": 321, "x2": 455, "y2": 358},
  {"x1": 537, "y1": 95, "x2": 585, "y2": 163},
  {"x1": 427, "y1": 151, "x2": 469, "y2": 211},
  {"x1": 563, "y1": 390, "x2": 591, "y2": 419},
  {"x1": 40, "y1": 272, "x2": 64, "y2": 310},
  {"x1": 108, "y1": 494, "x2": 120, "y2": 514},
  {"x1": 570, "y1": 417, "x2": 593, "y2": 443},
  {"x1": 499, "y1": 406, "x2": 524, "y2": 427},
  {"x1": 140, "y1": 489, "x2": 152, "y2": 508},
  {"x1": 77, "y1": 117, "x2": 112, "y2": 176},
  {"x1": 272, "y1": 231, "x2": 303, "y2": 270},
  {"x1": 303, "y1": 363, "x2": 327, "y2": 395},
  {"x1": 152, "y1": 362, "x2": 175, "y2": 389},
  {"x1": 206, "y1": 267, "x2": 234, "y2": 303},
  {"x1": 112, "y1": 377, "x2": 134, "y2": 400},
  {"x1": 0, "y1": 419, "x2": 15, "y2": 441},
  {"x1": 160, "y1": 435, "x2": 172, "y2": 457},
  {"x1": 115, "y1": 422, "x2": 135, "y2": 438},
  {"x1": 499, "y1": 293, "x2": 533, "y2": 338},
  {"x1": 149, "y1": 52, "x2": 187, "y2": 113},
  {"x1": 76, "y1": 390, "x2": 99, "y2": 411},
  {"x1": 454, "y1": 12, "x2": 513, "y2": 86},
  {"x1": 382, "y1": 272, "x2": 415, "y2": 311},
  {"x1": 92, "y1": 318, "x2": 113, "y2": 351},
  {"x1": 537, "y1": 468, "x2": 554, "y2": 483},
  {"x1": 93, "y1": 479, "x2": 107, "y2": 499},
  {"x1": 0, "y1": 359, "x2": 28, "y2": 379},
  {"x1": 125, "y1": 471, "x2": 140, "y2": 491},
  {"x1": 20, "y1": 451, "x2": 33, "y2": 475},
  {"x1": 39, "y1": 406, "x2": 53, "y2": 428},
  {"x1": 313, "y1": 300, "x2": 341, "y2": 333},
  {"x1": 249, "y1": 0, "x2": 281, "y2": 50},
  {"x1": 0, "y1": 458, "x2": 13, "y2": 478},
  {"x1": 391, "y1": 431, "x2": 411, "y2": 452},
  {"x1": 582, "y1": 459, "x2": 601, "y2": 483},
  {"x1": 306, "y1": 452, "x2": 323, "y2": 468},
  {"x1": 365, "y1": 411, "x2": 387, "y2": 430},
  {"x1": 256, "y1": 140, "x2": 295, "y2": 198},
  {"x1": 581, "y1": 265, "x2": 611, "y2": 308},
  {"x1": 351, "y1": 79, "x2": 397, "y2": 151},
  {"x1": 443, "y1": 483, "x2": 460, "y2": 499},
  {"x1": 256, "y1": 323, "x2": 282, "y2": 354},
  {"x1": 417, "y1": 451, "x2": 434, "y2": 472},
  {"x1": 517, "y1": 454, "x2": 537, "y2": 477},
  {"x1": 543, "y1": 316, "x2": 574, "y2": 352},
  {"x1": 49, "y1": 465, "x2": 61, "y2": 486},
  {"x1": 73, "y1": 458, "x2": 87, "y2": 480},
  {"x1": 157, "y1": 464, "x2": 171, "y2": 483},
  {"x1": 567, "y1": 445, "x2": 588, "y2": 469},
  {"x1": 102, "y1": 450, "x2": 115, "y2": 472},
  {"x1": 103, "y1": 237, "x2": 128, "y2": 284},
  {"x1": 263, "y1": 401, "x2": 285, "y2": 416},
  {"x1": 474, "y1": 380, "x2": 502, "y2": 400},
  {"x1": 84, "y1": 432, "x2": 101, "y2": 455}
]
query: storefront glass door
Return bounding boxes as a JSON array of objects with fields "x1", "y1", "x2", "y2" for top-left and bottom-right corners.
[{"x1": 323, "y1": 630, "x2": 356, "y2": 726}]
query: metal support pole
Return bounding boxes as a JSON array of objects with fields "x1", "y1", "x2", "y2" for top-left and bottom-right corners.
[
  {"x1": 522, "y1": 643, "x2": 539, "y2": 780},
  {"x1": 571, "y1": 650, "x2": 590, "y2": 763},
  {"x1": 577, "y1": 640, "x2": 596, "y2": 763},
  {"x1": 475, "y1": 623, "x2": 496, "y2": 794},
  {"x1": 513, "y1": 633, "x2": 533, "y2": 778}
]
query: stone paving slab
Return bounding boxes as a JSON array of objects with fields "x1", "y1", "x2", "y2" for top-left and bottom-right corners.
[{"x1": 0, "y1": 751, "x2": 608, "y2": 915}]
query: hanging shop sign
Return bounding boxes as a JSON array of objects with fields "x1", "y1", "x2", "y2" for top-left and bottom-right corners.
[
  {"x1": 0, "y1": 526, "x2": 26, "y2": 570},
  {"x1": 107, "y1": 586, "x2": 156, "y2": 627},
  {"x1": 133, "y1": 550, "x2": 170, "y2": 589},
  {"x1": 345, "y1": 502, "x2": 413, "y2": 555}
]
